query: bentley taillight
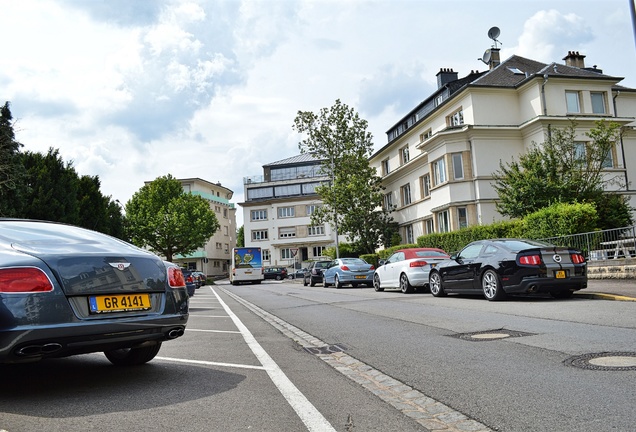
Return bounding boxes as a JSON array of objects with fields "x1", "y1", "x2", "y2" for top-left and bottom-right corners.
[
  {"x1": 167, "y1": 266, "x2": 186, "y2": 288},
  {"x1": 0, "y1": 267, "x2": 54, "y2": 293}
]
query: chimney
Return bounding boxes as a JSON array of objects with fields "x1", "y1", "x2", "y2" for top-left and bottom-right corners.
[
  {"x1": 436, "y1": 68, "x2": 459, "y2": 88},
  {"x1": 563, "y1": 51, "x2": 586, "y2": 68},
  {"x1": 489, "y1": 48, "x2": 501, "y2": 69}
]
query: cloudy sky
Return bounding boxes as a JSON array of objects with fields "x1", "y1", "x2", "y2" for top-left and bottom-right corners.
[{"x1": 2, "y1": 0, "x2": 635, "y2": 226}]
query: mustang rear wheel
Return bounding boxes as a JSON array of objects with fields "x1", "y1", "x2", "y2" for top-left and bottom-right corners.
[
  {"x1": 104, "y1": 342, "x2": 162, "y2": 366},
  {"x1": 429, "y1": 271, "x2": 446, "y2": 297},
  {"x1": 482, "y1": 269, "x2": 506, "y2": 301}
]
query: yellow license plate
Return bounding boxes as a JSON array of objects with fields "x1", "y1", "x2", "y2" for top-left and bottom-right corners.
[
  {"x1": 355, "y1": 275, "x2": 366, "y2": 279},
  {"x1": 555, "y1": 270, "x2": 566, "y2": 279},
  {"x1": 89, "y1": 294, "x2": 151, "y2": 313}
]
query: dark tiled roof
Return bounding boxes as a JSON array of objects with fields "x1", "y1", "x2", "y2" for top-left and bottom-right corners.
[
  {"x1": 263, "y1": 153, "x2": 323, "y2": 167},
  {"x1": 472, "y1": 55, "x2": 622, "y2": 88}
]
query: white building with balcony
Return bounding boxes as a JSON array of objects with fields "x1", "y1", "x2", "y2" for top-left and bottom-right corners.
[
  {"x1": 370, "y1": 50, "x2": 636, "y2": 243},
  {"x1": 173, "y1": 178, "x2": 237, "y2": 277}
]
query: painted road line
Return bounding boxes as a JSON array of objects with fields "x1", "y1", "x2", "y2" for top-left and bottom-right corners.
[
  {"x1": 156, "y1": 357, "x2": 266, "y2": 371},
  {"x1": 212, "y1": 288, "x2": 337, "y2": 432}
]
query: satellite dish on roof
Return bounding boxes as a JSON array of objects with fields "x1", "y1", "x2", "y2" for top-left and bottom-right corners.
[
  {"x1": 488, "y1": 26, "x2": 501, "y2": 48},
  {"x1": 479, "y1": 49, "x2": 492, "y2": 65}
]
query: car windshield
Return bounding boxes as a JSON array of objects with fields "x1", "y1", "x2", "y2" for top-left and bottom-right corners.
[
  {"x1": 413, "y1": 250, "x2": 448, "y2": 257},
  {"x1": 315, "y1": 262, "x2": 331, "y2": 268},
  {"x1": 341, "y1": 258, "x2": 367, "y2": 265},
  {"x1": 495, "y1": 239, "x2": 553, "y2": 251}
]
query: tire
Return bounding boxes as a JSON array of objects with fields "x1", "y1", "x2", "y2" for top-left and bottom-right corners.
[
  {"x1": 335, "y1": 274, "x2": 343, "y2": 289},
  {"x1": 303, "y1": 277, "x2": 308, "y2": 287},
  {"x1": 399, "y1": 273, "x2": 414, "y2": 294},
  {"x1": 275, "y1": 275, "x2": 282, "y2": 281},
  {"x1": 323, "y1": 276, "x2": 330, "y2": 288},
  {"x1": 482, "y1": 269, "x2": 506, "y2": 301},
  {"x1": 373, "y1": 274, "x2": 384, "y2": 292},
  {"x1": 550, "y1": 289, "x2": 573, "y2": 299},
  {"x1": 310, "y1": 277, "x2": 316, "y2": 287},
  {"x1": 429, "y1": 271, "x2": 446, "y2": 297},
  {"x1": 104, "y1": 343, "x2": 162, "y2": 366}
]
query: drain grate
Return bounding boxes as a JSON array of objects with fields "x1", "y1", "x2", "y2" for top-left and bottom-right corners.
[
  {"x1": 304, "y1": 344, "x2": 347, "y2": 355},
  {"x1": 451, "y1": 329, "x2": 535, "y2": 342},
  {"x1": 564, "y1": 352, "x2": 636, "y2": 371}
]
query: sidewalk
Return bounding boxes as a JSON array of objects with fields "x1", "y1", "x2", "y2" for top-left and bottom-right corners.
[{"x1": 575, "y1": 279, "x2": 636, "y2": 301}]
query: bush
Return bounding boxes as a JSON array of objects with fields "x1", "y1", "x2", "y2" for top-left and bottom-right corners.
[
  {"x1": 360, "y1": 253, "x2": 380, "y2": 267},
  {"x1": 521, "y1": 202, "x2": 598, "y2": 239},
  {"x1": 416, "y1": 220, "x2": 524, "y2": 254}
]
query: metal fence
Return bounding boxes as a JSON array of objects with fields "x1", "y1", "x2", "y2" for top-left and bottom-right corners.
[{"x1": 540, "y1": 225, "x2": 636, "y2": 260}]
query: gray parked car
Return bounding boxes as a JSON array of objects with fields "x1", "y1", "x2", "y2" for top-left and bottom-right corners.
[
  {"x1": 303, "y1": 260, "x2": 332, "y2": 286},
  {"x1": 0, "y1": 219, "x2": 189, "y2": 365}
]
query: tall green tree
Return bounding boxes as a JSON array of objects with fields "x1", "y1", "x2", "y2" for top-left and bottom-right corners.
[
  {"x1": 236, "y1": 225, "x2": 245, "y2": 247},
  {"x1": 21, "y1": 148, "x2": 81, "y2": 224},
  {"x1": 493, "y1": 120, "x2": 632, "y2": 229},
  {"x1": 125, "y1": 174, "x2": 220, "y2": 261},
  {"x1": 293, "y1": 99, "x2": 395, "y2": 254},
  {"x1": 0, "y1": 102, "x2": 26, "y2": 216}
]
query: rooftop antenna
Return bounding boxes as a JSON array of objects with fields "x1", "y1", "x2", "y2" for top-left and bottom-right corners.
[
  {"x1": 488, "y1": 26, "x2": 501, "y2": 48},
  {"x1": 479, "y1": 27, "x2": 502, "y2": 65}
]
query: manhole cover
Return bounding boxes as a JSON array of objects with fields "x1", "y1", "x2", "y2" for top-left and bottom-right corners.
[
  {"x1": 304, "y1": 344, "x2": 347, "y2": 355},
  {"x1": 565, "y1": 352, "x2": 636, "y2": 371},
  {"x1": 451, "y1": 329, "x2": 535, "y2": 342}
]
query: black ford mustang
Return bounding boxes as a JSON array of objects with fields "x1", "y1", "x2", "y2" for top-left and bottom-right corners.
[
  {"x1": 0, "y1": 219, "x2": 189, "y2": 365},
  {"x1": 428, "y1": 239, "x2": 587, "y2": 301}
]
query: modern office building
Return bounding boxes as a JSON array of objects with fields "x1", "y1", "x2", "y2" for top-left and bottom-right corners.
[{"x1": 240, "y1": 154, "x2": 340, "y2": 269}]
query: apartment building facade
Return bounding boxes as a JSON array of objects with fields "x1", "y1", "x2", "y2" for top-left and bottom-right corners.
[
  {"x1": 240, "y1": 154, "x2": 340, "y2": 269},
  {"x1": 370, "y1": 49, "x2": 636, "y2": 243},
  {"x1": 173, "y1": 178, "x2": 237, "y2": 276}
]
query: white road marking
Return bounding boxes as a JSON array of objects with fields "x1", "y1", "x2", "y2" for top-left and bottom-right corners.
[
  {"x1": 187, "y1": 315, "x2": 231, "y2": 318},
  {"x1": 211, "y1": 287, "x2": 336, "y2": 432},
  {"x1": 156, "y1": 356, "x2": 266, "y2": 370},
  {"x1": 186, "y1": 328, "x2": 241, "y2": 334}
]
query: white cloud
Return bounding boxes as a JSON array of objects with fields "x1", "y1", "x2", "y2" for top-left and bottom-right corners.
[{"x1": 3, "y1": 0, "x2": 635, "y2": 230}]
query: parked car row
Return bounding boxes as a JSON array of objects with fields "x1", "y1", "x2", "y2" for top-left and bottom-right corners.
[{"x1": 296, "y1": 238, "x2": 588, "y2": 301}]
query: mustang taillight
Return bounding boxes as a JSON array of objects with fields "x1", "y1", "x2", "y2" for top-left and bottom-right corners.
[
  {"x1": 410, "y1": 260, "x2": 428, "y2": 268},
  {"x1": 571, "y1": 253, "x2": 586, "y2": 264},
  {"x1": 0, "y1": 267, "x2": 54, "y2": 293},
  {"x1": 519, "y1": 255, "x2": 542, "y2": 265},
  {"x1": 167, "y1": 266, "x2": 186, "y2": 288}
]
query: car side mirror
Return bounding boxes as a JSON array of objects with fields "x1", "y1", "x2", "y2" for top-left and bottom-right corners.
[
  {"x1": 450, "y1": 254, "x2": 458, "y2": 260},
  {"x1": 378, "y1": 259, "x2": 386, "y2": 266}
]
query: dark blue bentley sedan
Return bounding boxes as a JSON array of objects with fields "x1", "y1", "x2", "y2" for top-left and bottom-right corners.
[{"x1": 0, "y1": 219, "x2": 189, "y2": 365}]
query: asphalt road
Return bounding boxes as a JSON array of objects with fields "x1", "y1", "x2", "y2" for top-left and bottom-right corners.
[{"x1": 1, "y1": 279, "x2": 635, "y2": 432}]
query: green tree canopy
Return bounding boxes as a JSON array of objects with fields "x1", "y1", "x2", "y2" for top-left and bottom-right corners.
[
  {"x1": 236, "y1": 225, "x2": 245, "y2": 247},
  {"x1": 125, "y1": 174, "x2": 220, "y2": 261},
  {"x1": 293, "y1": 99, "x2": 395, "y2": 254},
  {"x1": 21, "y1": 148, "x2": 81, "y2": 224},
  {"x1": 0, "y1": 102, "x2": 26, "y2": 216},
  {"x1": 493, "y1": 120, "x2": 632, "y2": 230}
]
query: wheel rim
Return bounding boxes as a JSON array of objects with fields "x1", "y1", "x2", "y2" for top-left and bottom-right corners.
[
  {"x1": 482, "y1": 271, "x2": 497, "y2": 299},
  {"x1": 400, "y1": 274, "x2": 408, "y2": 292},
  {"x1": 373, "y1": 274, "x2": 381, "y2": 290},
  {"x1": 430, "y1": 274, "x2": 440, "y2": 294}
]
